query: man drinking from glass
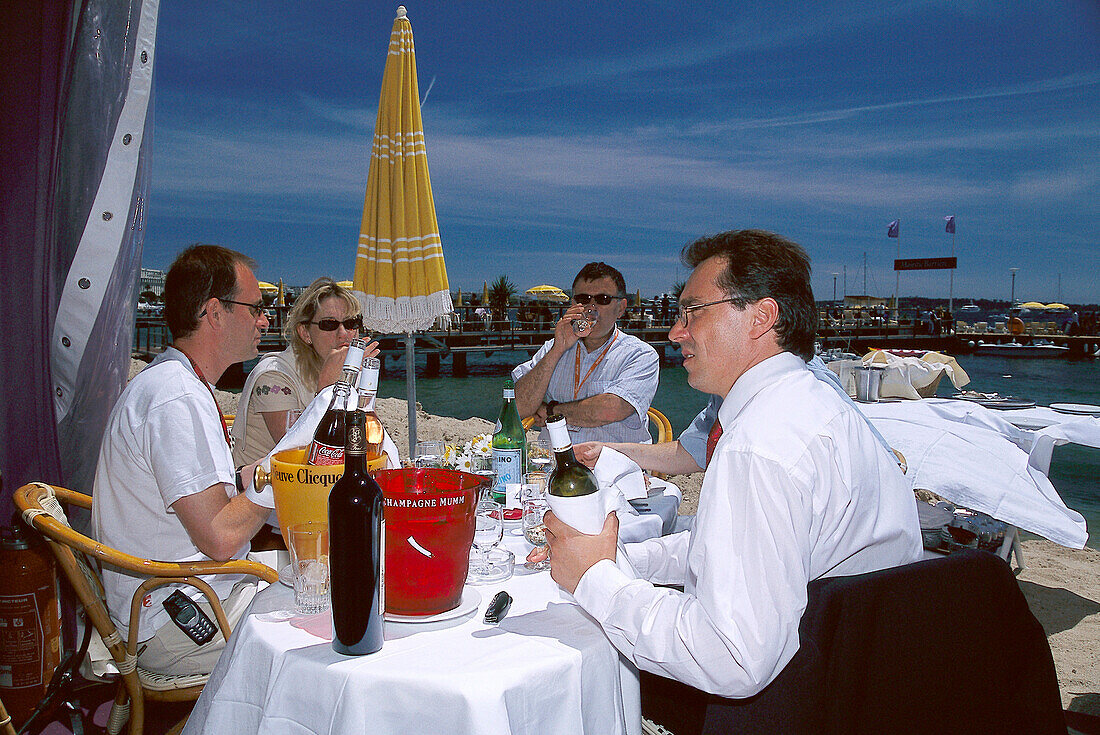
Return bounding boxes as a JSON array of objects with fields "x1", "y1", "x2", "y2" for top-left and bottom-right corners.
[{"x1": 513, "y1": 262, "x2": 659, "y2": 444}]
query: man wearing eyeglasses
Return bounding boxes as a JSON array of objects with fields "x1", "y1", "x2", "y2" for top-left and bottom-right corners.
[
  {"x1": 536, "y1": 231, "x2": 921, "y2": 730},
  {"x1": 92, "y1": 244, "x2": 277, "y2": 677},
  {"x1": 512, "y1": 262, "x2": 659, "y2": 444}
]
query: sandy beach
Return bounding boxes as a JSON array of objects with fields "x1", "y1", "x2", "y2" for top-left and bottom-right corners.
[{"x1": 206, "y1": 376, "x2": 1098, "y2": 717}]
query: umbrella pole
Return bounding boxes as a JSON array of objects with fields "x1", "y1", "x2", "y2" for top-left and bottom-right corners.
[{"x1": 406, "y1": 334, "x2": 417, "y2": 451}]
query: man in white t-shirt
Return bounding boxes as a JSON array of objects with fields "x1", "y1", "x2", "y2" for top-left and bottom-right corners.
[
  {"x1": 91, "y1": 244, "x2": 274, "y2": 676},
  {"x1": 535, "y1": 230, "x2": 922, "y2": 732}
]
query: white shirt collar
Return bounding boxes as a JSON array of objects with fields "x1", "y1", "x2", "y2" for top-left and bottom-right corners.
[{"x1": 718, "y1": 352, "x2": 807, "y2": 427}]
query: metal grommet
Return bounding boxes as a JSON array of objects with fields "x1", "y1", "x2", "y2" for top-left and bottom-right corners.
[
  {"x1": 102, "y1": 211, "x2": 113, "y2": 221},
  {"x1": 141, "y1": 50, "x2": 148, "y2": 63},
  {"x1": 123, "y1": 133, "x2": 132, "y2": 145},
  {"x1": 56, "y1": 387, "x2": 63, "y2": 397},
  {"x1": 78, "y1": 278, "x2": 91, "y2": 289},
  {"x1": 62, "y1": 337, "x2": 71, "y2": 347}
]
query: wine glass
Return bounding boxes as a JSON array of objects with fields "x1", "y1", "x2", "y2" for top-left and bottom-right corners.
[
  {"x1": 527, "y1": 439, "x2": 552, "y2": 473},
  {"x1": 521, "y1": 485, "x2": 550, "y2": 572},
  {"x1": 414, "y1": 440, "x2": 446, "y2": 468},
  {"x1": 469, "y1": 499, "x2": 504, "y2": 583}
]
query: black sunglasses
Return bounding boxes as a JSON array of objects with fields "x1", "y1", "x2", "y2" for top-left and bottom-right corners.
[
  {"x1": 573, "y1": 293, "x2": 624, "y2": 305},
  {"x1": 310, "y1": 316, "x2": 363, "y2": 332}
]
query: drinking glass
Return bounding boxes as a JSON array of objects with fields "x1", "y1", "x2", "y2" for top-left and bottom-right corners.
[
  {"x1": 468, "y1": 500, "x2": 506, "y2": 584},
  {"x1": 571, "y1": 306, "x2": 599, "y2": 335},
  {"x1": 288, "y1": 522, "x2": 330, "y2": 614},
  {"x1": 521, "y1": 485, "x2": 550, "y2": 572},
  {"x1": 414, "y1": 440, "x2": 446, "y2": 468},
  {"x1": 527, "y1": 440, "x2": 552, "y2": 473}
]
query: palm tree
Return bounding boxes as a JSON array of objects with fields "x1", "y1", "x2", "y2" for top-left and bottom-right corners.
[
  {"x1": 671, "y1": 281, "x2": 686, "y2": 301},
  {"x1": 488, "y1": 275, "x2": 517, "y2": 321}
]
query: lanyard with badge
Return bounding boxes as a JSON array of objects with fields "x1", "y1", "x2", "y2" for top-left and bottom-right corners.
[
  {"x1": 573, "y1": 329, "x2": 618, "y2": 400},
  {"x1": 175, "y1": 348, "x2": 234, "y2": 450}
]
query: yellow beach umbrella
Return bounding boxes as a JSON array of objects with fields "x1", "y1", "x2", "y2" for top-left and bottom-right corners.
[
  {"x1": 277, "y1": 279, "x2": 286, "y2": 307},
  {"x1": 524, "y1": 285, "x2": 569, "y2": 303},
  {"x1": 1044, "y1": 303, "x2": 1069, "y2": 310},
  {"x1": 257, "y1": 281, "x2": 278, "y2": 293},
  {"x1": 336, "y1": 280, "x2": 354, "y2": 289},
  {"x1": 353, "y1": 5, "x2": 452, "y2": 447},
  {"x1": 1020, "y1": 301, "x2": 1046, "y2": 309}
]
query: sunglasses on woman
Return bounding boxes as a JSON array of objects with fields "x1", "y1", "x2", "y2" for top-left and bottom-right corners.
[
  {"x1": 309, "y1": 316, "x2": 363, "y2": 332},
  {"x1": 573, "y1": 293, "x2": 624, "y2": 305}
]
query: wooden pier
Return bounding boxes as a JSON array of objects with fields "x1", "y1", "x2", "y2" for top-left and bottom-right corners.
[{"x1": 132, "y1": 316, "x2": 1098, "y2": 390}]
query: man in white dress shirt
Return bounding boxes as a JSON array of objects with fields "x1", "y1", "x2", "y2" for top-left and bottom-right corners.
[
  {"x1": 513, "y1": 262, "x2": 659, "y2": 444},
  {"x1": 538, "y1": 230, "x2": 922, "y2": 727}
]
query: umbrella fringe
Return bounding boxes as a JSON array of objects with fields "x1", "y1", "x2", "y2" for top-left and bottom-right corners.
[{"x1": 355, "y1": 290, "x2": 454, "y2": 334}]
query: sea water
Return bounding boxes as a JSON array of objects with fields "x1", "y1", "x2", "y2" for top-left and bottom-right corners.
[{"x1": 377, "y1": 350, "x2": 1100, "y2": 550}]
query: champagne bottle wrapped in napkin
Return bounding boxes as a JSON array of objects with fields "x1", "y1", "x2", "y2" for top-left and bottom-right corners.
[{"x1": 544, "y1": 446, "x2": 645, "y2": 578}]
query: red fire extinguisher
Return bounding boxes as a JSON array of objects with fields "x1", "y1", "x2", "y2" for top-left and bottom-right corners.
[{"x1": 0, "y1": 518, "x2": 62, "y2": 728}]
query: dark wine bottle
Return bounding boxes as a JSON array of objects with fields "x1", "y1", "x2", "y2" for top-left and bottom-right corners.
[
  {"x1": 306, "y1": 339, "x2": 366, "y2": 466},
  {"x1": 545, "y1": 414, "x2": 598, "y2": 498},
  {"x1": 329, "y1": 404, "x2": 385, "y2": 656}
]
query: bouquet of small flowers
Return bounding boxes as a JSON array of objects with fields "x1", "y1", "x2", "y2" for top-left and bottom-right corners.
[{"x1": 440, "y1": 433, "x2": 492, "y2": 472}]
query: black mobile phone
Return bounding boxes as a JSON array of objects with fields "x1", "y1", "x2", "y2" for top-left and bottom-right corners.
[{"x1": 162, "y1": 590, "x2": 218, "y2": 645}]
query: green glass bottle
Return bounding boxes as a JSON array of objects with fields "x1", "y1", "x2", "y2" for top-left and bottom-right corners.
[
  {"x1": 491, "y1": 379, "x2": 526, "y2": 506},
  {"x1": 545, "y1": 414, "x2": 598, "y2": 498}
]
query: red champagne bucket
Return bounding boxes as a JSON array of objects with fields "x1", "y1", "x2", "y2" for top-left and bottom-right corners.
[{"x1": 374, "y1": 468, "x2": 486, "y2": 615}]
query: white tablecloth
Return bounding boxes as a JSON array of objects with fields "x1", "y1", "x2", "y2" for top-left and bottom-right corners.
[
  {"x1": 859, "y1": 398, "x2": 1097, "y2": 548},
  {"x1": 183, "y1": 534, "x2": 643, "y2": 735}
]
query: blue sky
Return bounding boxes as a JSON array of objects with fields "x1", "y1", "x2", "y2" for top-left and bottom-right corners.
[{"x1": 145, "y1": 1, "x2": 1099, "y2": 304}]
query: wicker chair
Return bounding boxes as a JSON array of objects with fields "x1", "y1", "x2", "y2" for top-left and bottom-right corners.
[{"x1": 13, "y1": 483, "x2": 278, "y2": 735}]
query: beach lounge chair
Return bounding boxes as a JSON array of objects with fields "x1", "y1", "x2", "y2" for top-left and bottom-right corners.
[
  {"x1": 639, "y1": 549, "x2": 1066, "y2": 734},
  {"x1": 13, "y1": 483, "x2": 278, "y2": 735}
]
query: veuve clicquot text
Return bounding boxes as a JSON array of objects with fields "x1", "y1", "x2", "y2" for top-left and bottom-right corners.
[
  {"x1": 329, "y1": 406, "x2": 384, "y2": 655},
  {"x1": 545, "y1": 414, "x2": 598, "y2": 498}
]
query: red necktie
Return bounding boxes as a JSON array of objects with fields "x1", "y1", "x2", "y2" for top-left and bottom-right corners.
[{"x1": 705, "y1": 418, "x2": 723, "y2": 467}]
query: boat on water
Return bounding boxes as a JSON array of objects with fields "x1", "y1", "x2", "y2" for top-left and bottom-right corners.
[
  {"x1": 958, "y1": 304, "x2": 981, "y2": 314},
  {"x1": 973, "y1": 341, "x2": 1070, "y2": 358}
]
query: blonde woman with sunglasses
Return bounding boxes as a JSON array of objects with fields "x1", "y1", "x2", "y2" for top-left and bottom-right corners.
[{"x1": 232, "y1": 277, "x2": 378, "y2": 465}]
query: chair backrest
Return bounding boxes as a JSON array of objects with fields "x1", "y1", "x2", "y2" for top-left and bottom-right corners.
[
  {"x1": 14, "y1": 483, "x2": 279, "y2": 735},
  {"x1": 647, "y1": 407, "x2": 673, "y2": 444},
  {"x1": 524, "y1": 408, "x2": 673, "y2": 445},
  {"x1": 689, "y1": 550, "x2": 1066, "y2": 734}
]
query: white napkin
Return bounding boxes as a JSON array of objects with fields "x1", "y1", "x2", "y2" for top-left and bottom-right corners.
[
  {"x1": 545, "y1": 449, "x2": 641, "y2": 579},
  {"x1": 592, "y1": 446, "x2": 649, "y2": 501},
  {"x1": 865, "y1": 350, "x2": 971, "y2": 400},
  {"x1": 249, "y1": 385, "x2": 401, "y2": 509}
]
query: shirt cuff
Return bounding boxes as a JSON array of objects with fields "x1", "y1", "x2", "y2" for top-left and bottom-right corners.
[{"x1": 573, "y1": 557, "x2": 634, "y2": 621}]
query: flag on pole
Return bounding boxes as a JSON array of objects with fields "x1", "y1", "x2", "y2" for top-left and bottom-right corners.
[
  {"x1": 944, "y1": 215, "x2": 956, "y2": 234},
  {"x1": 887, "y1": 219, "x2": 899, "y2": 238}
]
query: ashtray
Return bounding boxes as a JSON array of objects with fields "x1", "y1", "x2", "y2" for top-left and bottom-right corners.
[{"x1": 467, "y1": 547, "x2": 514, "y2": 585}]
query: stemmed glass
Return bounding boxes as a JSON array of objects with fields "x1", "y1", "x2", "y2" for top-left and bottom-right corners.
[
  {"x1": 468, "y1": 499, "x2": 506, "y2": 583},
  {"x1": 414, "y1": 440, "x2": 446, "y2": 468},
  {"x1": 527, "y1": 439, "x2": 552, "y2": 473},
  {"x1": 522, "y1": 484, "x2": 551, "y2": 572}
]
